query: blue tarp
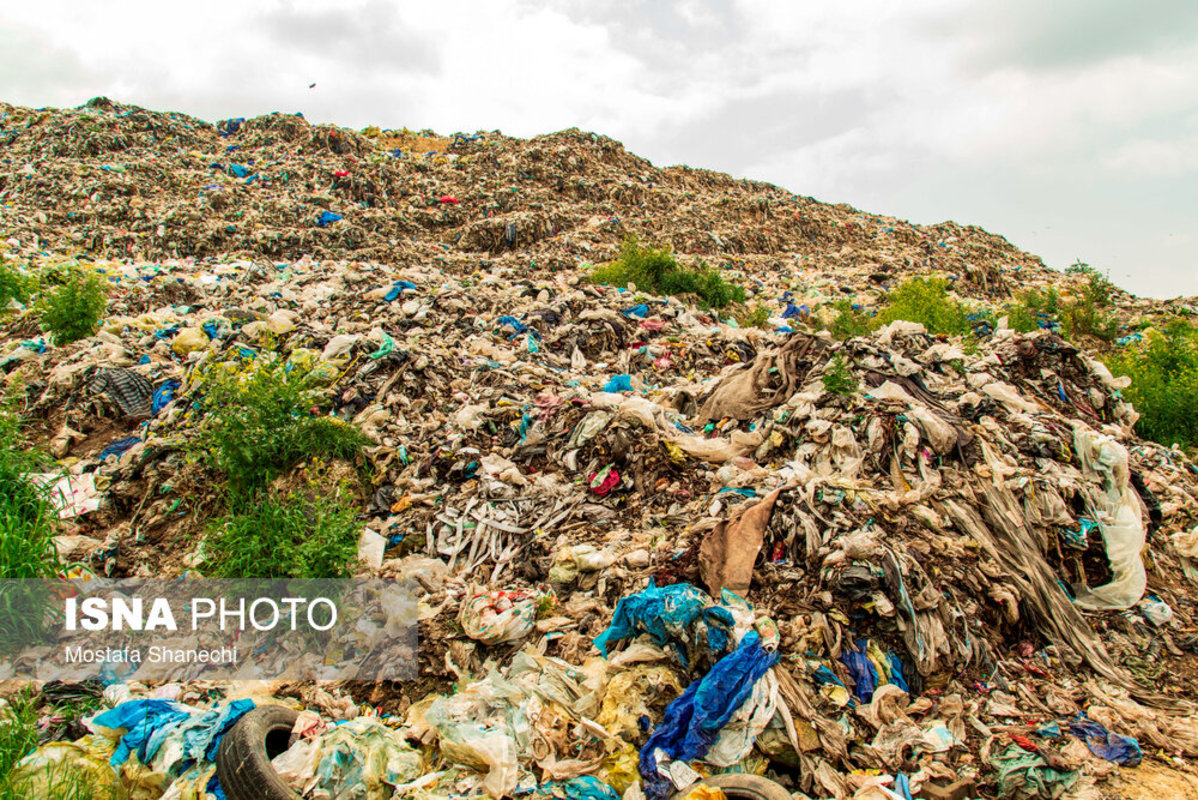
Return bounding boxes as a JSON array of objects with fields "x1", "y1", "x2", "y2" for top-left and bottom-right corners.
[
  {"x1": 316, "y1": 211, "x2": 343, "y2": 227},
  {"x1": 93, "y1": 699, "x2": 256, "y2": 770}
]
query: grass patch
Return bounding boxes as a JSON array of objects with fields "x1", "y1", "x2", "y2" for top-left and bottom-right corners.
[
  {"x1": 0, "y1": 392, "x2": 61, "y2": 579},
  {"x1": 0, "y1": 690, "x2": 39, "y2": 784},
  {"x1": 1104, "y1": 318, "x2": 1198, "y2": 449},
  {"x1": 875, "y1": 276, "x2": 971, "y2": 336},
  {"x1": 204, "y1": 468, "x2": 362, "y2": 578},
  {"x1": 592, "y1": 237, "x2": 746, "y2": 309},
  {"x1": 36, "y1": 266, "x2": 108, "y2": 346},
  {"x1": 0, "y1": 261, "x2": 35, "y2": 308},
  {"x1": 0, "y1": 689, "x2": 116, "y2": 798},
  {"x1": 194, "y1": 356, "x2": 369, "y2": 494}
]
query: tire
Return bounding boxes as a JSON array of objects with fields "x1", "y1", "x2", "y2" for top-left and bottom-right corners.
[
  {"x1": 670, "y1": 773, "x2": 793, "y2": 800},
  {"x1": 215, "y1": 705, "x2": 302, "y2": 800}
]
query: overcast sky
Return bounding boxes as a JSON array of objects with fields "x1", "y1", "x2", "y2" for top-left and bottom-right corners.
[{"x1": 3, "y1": 0, "x2": 1195, "y2": 298}]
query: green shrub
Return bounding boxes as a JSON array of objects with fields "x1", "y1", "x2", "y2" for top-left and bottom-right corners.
[
  {"x1": 734, "y1": 303, "x2": 772, "y2": 329},
  {"x1": 826, "y1": 300, "x2": 872, "y2": 340},
  {"x1": 195, "y1": 356, "x2": 369, "y2": 493},
  {"x1": 1104, "y1": 318, "x2": 1198, "y2": 449},
  {"x1": 821, "y1": 355, "x2": 857, "y2": 396},
  {"x1": 204, "y1": 480, "x2": 361, "y2": 579},
  {"x1": 1062, "y1": 268, "x2": 1119, "y2": 342},
  {"x1": 592, "y1": 237, "x2": 746, "y2": 309},
  {"x1": 1005, "y1": 287, "x2": 1060, "y2": 333},
  {"x1": 37, "y1": 266, "x2": 108, "y2": 346},
  {"x1": 0, "y1": 262, "x2": 35, "y2": 308},
  {"x1": 875, "y1": 277, "x2": 970, "y2": 336}
]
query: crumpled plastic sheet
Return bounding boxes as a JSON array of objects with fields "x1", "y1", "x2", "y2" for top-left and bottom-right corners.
[
  {"x1": 546, "y1": 775, "x2": 622, "y2": 800},
  {"x1": 90, "y1": 698, "x2": 256, "y2": 769},
  {"x1": 638, "y1": 632, "x2": 778, "y2": 800},
  {"x1": 989, "y1": 742, "x2": 1079, "y2": 800},
  {"x1": 271, "y1": 715, "x2": 424, "y2": 800}
]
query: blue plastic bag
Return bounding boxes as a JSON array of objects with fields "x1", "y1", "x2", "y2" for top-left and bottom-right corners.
[
  {"x1": 638, "y1": 633, "x2": 778, "y2": 800},
  {"x1": 1066, "y1": 713, "x2": 1142, "y2": 766},
  {"x1": 839, "y1": 638, "x2": 878, "y2": 703},
  {"x1": 547, "y1": 776, "x2": 621, "y2": 800},
  {"x1": 593, "y1": 580, "x2": 735, "y2": 667},
  {"x1": 602, "y1": 374, "x2": 633, "y2": 393},
  {"x1": 316, "y1": 211, "x2": 343, "y2": 227},
  {"x1": 98, "y1": 436, "x2": 141, "y2": 461},
  {"x1": 152, "y1": 380, "x2": 181, "y2": 415},
  {"x1": 383, "y1": 280, "x2": 417, "y2": 302}
]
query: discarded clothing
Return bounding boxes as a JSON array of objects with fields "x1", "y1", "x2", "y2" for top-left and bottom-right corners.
[{"x1": 88, "y1": 367, "x2": 153, "y2": 417}]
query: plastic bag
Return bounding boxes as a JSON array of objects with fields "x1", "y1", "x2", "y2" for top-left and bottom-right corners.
[
  {"x1": 8, "y1": 738, "x2": 128, "y2": 800},
  {"x1": 1070, "y1": 428, "x2": 1147, "y2": 609},
  {"x1": 272, "y1": 716, "x2": 424, "y2": 800},
  {"x1": 458, "y1": 588, "x2": 538, "y2": 645}
]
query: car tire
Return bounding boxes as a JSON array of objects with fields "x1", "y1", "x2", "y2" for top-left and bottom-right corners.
[{"x1": 670, "y1": 773, "x2": 794, "y2": 800}]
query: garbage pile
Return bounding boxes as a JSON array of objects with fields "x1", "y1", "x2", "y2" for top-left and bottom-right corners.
[
  {"x1": 2, "y1": 99, "x2": 1198, "y2": 799},
  {"x1": 1, "y1": 97, "x2": 1061, "y2": 309}
]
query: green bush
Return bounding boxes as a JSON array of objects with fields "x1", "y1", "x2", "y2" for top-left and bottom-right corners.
[
  {"x1": 821, "y1": 355, "x2": 857, "y2": 396},
  {"x1": 734, "y1": 303, "x2": 772, "y2": 329},
  {"x1": 592, "y1": 237, "x2": 746, "y2": 309},
  {"x1": 875, "y1": 277, "x2": 970, "y2": 336},
  {"x1": 195, "y1": 356, "x2": 369, "y2": 493},
  {"x1": 1104, "y1": 319, "x2": 1198, "y2": 449},
  {"x1": 37, "y1": 267, "x2": 108, "y2": 346},
  {"x1": 1005, "y1": 287, "x2": 1060, "y2": 333},
  {"x1": 826, "y1": 300, "x2": 872, "y2": 340},
  {"x1": 1062, "y1": 267, "x2": 1119, "y2": 342},
  {"x1": 204, "y1": 481, "x2": 361, "y2": 579},
  {"x1": 0, "y1": 262, "x2": 35, "y2": 308}
]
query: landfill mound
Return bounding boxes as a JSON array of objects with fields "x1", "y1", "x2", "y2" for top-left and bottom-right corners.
[
  {"x1": 0, "y1": 97, "x2": 1058, "y2": 302},
  {"x1": 1, "y1": 98, "x2": 1198, "y2": 800}
]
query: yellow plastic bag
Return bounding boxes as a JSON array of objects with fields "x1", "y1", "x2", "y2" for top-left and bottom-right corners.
[{"x1": 8, "y1": 737, "x2": 128, "y2": 799}]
